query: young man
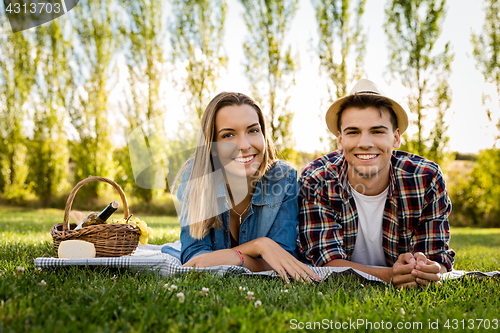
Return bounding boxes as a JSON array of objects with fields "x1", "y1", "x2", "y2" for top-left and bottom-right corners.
[{"x1": 298, "y1": 79, "x2": 455, "y2": 288}]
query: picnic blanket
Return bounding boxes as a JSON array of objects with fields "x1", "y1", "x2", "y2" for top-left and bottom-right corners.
[{"x1": 34, "y1": 243, "x2": 500, "y2": 284}]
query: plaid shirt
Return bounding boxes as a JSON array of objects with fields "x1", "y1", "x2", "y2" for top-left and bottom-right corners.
[{"x1": 298, "y1": 150, "x2": 455, "y2": 271}]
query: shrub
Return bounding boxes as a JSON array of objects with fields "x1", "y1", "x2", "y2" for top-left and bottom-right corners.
[{"x1": 448, "y1": 149, "x2": 500, "y2": 227}]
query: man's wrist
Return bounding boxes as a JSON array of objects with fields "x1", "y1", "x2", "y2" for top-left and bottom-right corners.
[
  {"x1": 323, "y1": 259, "x2": 394, "y2": 283},
  {"x1": 438, "y1": 263, "x2": 448, "y2": 273},
  {"x1": 386, "y1": 267, "x2": 395, "y2": 284},
  {"x1": 369, "y1": 266, "x2": 393, "y2": 284}
]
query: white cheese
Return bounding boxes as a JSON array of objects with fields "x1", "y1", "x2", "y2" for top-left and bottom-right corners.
[{"x1": 58, "y1": 240, "x2": 96, "y2": 259}]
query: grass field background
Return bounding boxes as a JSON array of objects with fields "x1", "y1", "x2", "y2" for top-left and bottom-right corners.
[{"x1": 1, "y1": 206, "x2": 499, "y2": 332}]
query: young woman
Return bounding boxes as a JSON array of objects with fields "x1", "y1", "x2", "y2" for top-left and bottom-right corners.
[{"x1": 167, "y1": 92, "x2": 320, "y2": 283}]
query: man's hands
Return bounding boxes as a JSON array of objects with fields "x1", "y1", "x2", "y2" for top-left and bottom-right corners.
[
  {"x1": 392, "y1": 252, "x2": 446, "y2": 288},
  {"x1": 392, "y1": 253, "x2": 419, "y2": 288},
  {"x1": 412, "y1": 252, "x2": 446, "y2": 286}
]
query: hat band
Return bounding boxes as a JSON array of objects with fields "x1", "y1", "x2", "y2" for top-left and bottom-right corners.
[{"x1": 355, "y1": 91, "x2": 380, "y2": 95}]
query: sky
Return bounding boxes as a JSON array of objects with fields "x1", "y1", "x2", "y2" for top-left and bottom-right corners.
[{"x1": 1, "y1": 0, "x2": 499, "y2": 154}]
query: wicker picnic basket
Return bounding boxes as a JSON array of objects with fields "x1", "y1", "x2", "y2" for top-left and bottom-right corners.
[{"x1": 50, "y1": 176, "x2": 140, "y2": 257}]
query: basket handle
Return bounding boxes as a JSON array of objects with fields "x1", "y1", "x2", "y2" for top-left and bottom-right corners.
[{"x1": 63, "y1": 177, "x2": 130, "y2": 231}]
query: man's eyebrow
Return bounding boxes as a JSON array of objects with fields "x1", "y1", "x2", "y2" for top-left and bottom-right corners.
[
  {"x1": 370, "y1": 125, "x2": 389, "y2": 131},
  {"x1": 342, "y1": 125, "x2": 389, "y2": 132},
  {"x1": 218, "y1": 123, "x2": 260, "y2": 134}
]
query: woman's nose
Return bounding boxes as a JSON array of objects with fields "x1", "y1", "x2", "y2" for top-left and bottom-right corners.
[{"x1": 237, "y1": 134, "x2": 252, "y2": 151}]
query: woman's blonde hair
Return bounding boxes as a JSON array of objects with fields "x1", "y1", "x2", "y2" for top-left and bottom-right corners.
[{"x1": 175, "y1": 92, "x2": 277, "y2": 239}]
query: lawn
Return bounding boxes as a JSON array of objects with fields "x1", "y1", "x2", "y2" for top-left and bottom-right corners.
[{"x1": 1, "y1": 206, "x2": 499, "y2": 332}]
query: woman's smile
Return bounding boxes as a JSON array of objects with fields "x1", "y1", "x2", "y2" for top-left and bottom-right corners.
[{"x1": 232, "y1": 154, "x2": 257, "y2": 164}]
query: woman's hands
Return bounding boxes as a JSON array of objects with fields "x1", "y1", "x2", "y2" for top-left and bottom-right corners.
[{"x1": 254, "y1": 237, "x2": 321, "y2": 283}]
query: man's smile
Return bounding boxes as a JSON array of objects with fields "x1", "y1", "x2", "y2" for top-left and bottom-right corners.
[{"x1": 355, "y1": 154, "x2": 379, "y2": 160}]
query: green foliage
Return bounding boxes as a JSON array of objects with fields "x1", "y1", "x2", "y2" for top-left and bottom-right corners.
[
  {"x1": 164, "y1": 122, "x2": 199, "y2": 191},
  {"x1": 1, "y1": 207, "x2": 500, "y2": 332},
  {"x1": 294, "y1": 150, "x2": 327, "y2": 173},
  {"x1": 385, "y1": 0, "x2": 453, "y2": 165},
  {"x1": 313, "y1": 0, "x2": 366, "y2": 151},
  {"x1": 0, "y1": 24, "x2": 38, "y2": 201},
  {"x1": 170, "y1": 0, "x2": 228, "y2": 119},
  {"x1": 0, "y1": 144, "x2": 31, "y2": 203},
  {"x1": 454, "y1": 152, "x2": 478, "y2": 161},
  {"x1": 27, "y1": 19, "x2": 71, "y2": 203},
  {"x1": 112, "y1": 147, "x2": 136, "y2": 197},
  {"x1": 66, "y1": 0, "x2": 118, "y2": 199},
  {"x1": 240, "y1": 0, "x2": 299, "y2": 161},
  {"x1": 449, "y1": 149, "x2": 500, "y2": 227},
  {"x1": 471, "y1": 0, "x2": 500, "y2": 132}
]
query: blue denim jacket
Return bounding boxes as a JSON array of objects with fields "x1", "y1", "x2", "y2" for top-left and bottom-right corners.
[{"x1": 164, "y1": 160, "x2": 300, "y2": 264}]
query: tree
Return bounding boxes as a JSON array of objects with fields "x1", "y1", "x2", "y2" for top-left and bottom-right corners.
[
  {"x1": 314, "y1": 0, "x2": 366, "y2": 99},
  {"x1": 385, "y1": 0, "x2": 453, "y2": 165},
  {"x1": 117, "y1": 0, "x2": 168, "y2": 203},
  {"x1": 239, "y1": 0, "x2": 299, "y2": 160},
  {"x1": 27, "y1": 19, "x2": 71, "y2": 203},
  {"x1": 313, "y1": 0, "x2": 366, "y2": 150},
  {"x1": 66, "y1": 0, "x2": 118, "y2": 199},
  {"x1": 0, "y1": 24, "x2": 38, "y2": 201},
  {"x1": 170, "y1": 0, "x2": 228, "y2": 119},
  {"x1": 471, "y1": 0, "x2": 500, "y2": 135}
]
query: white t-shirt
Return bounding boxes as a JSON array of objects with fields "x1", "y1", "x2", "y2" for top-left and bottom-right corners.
[{"x1": 350, "y1": 184, "x2": 389, "y2": 267}]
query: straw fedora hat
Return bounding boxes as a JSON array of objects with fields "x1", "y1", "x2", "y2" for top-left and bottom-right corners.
[{"x1": 325, "y1": 78, "x2": 409, "y2": 137}]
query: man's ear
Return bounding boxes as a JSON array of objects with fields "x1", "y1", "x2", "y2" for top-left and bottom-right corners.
[
  {"x1": 393, "y1": 129, "x2": 401, "y2": 149},
  {"x1": 337, "y1": 132, "x2": 343, "y2": 150}
]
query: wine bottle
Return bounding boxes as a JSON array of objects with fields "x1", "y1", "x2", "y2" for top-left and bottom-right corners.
[{"x1": 74, "y1": 201, "x2": 119, "y2": 229}]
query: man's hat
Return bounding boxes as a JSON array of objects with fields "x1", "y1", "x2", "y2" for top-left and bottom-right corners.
[{"x1": 325, "y1": 78, "x2": 409, "y2": 137}]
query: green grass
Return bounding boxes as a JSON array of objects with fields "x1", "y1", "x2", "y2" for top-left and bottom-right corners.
[{"x1": 1, "y1": 207, "x2": 499, "y2": 332}]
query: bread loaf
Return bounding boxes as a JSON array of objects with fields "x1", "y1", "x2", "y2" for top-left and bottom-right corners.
[{"x1": 58, "y1": 240, "x2": 96, "y2": 259}]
